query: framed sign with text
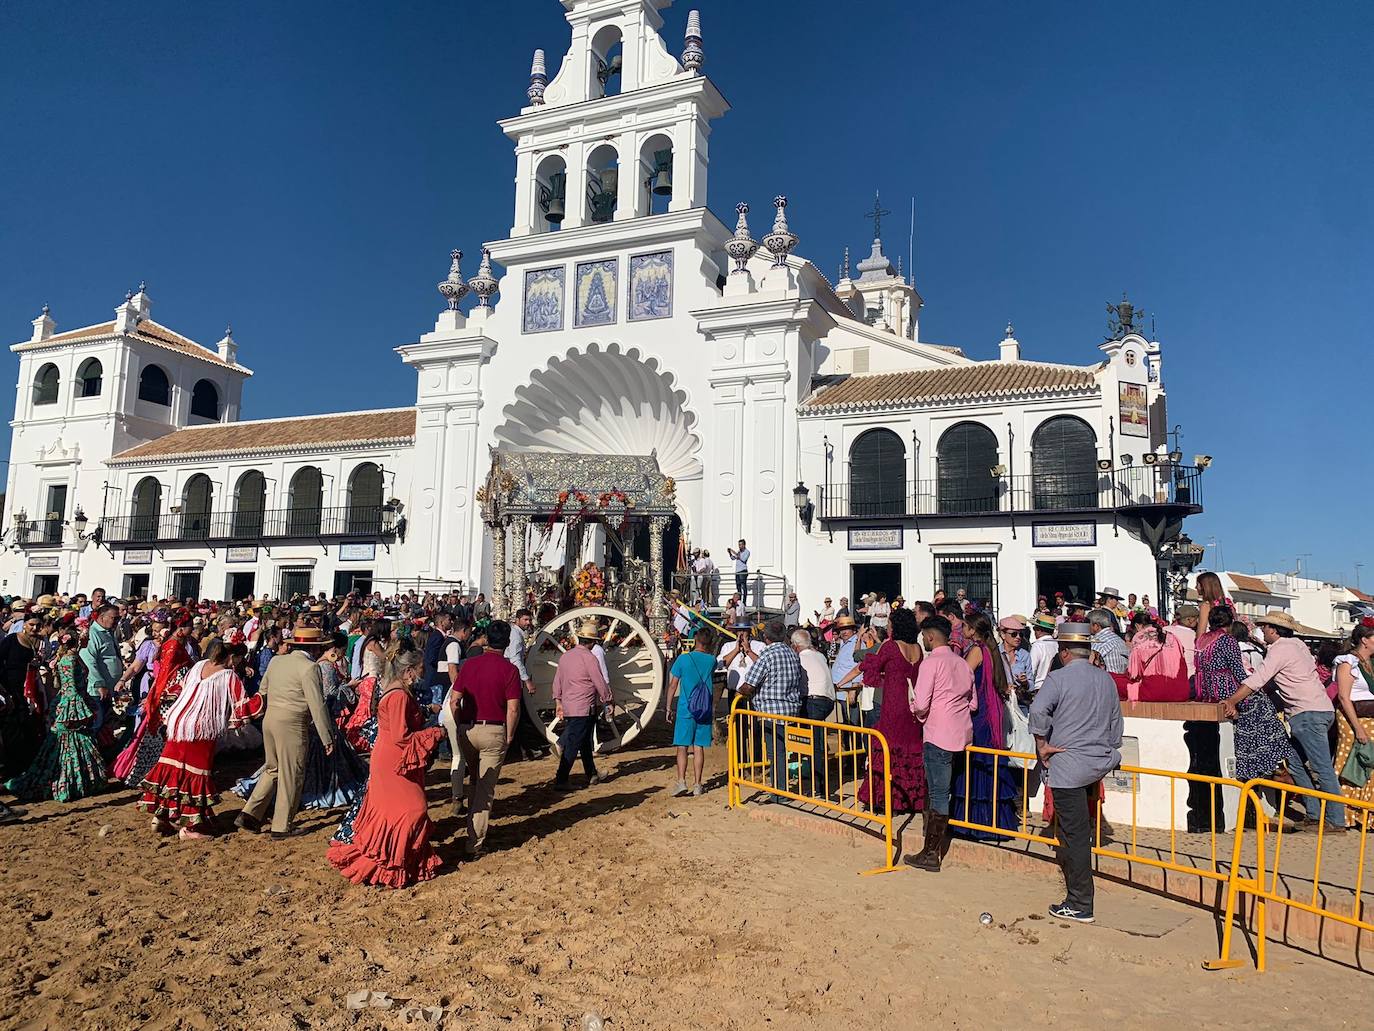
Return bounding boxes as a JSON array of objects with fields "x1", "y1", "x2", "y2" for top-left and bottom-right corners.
[
  {"x1": 847, "y1": 526, "x2": 903, "y2": 551},
  {"x1": 1031, "y1": 522, "x2": 1097, "y2": 548},
  {"x1": 339, "y1": 542, "x2": 376, "y2": 562}
]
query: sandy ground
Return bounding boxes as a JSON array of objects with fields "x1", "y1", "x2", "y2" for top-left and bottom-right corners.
[{"x1": 1, "y1": 738, "x2": 1368, "y2": 1031}]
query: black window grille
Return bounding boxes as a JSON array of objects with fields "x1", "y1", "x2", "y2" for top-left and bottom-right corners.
[
  {"x1": 937, "y1": 422, "x2": 999, "y2": 514},
  {"x1": 1031, "y1": 416, "x2": 1098, "y2": 510},
  {"x1": 848, "y1": 429, "x2": 906, "y2": 516}
]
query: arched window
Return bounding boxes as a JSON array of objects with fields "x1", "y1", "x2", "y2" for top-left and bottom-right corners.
[
  {"x1": 586, "y1": 143, "x2": 621, "y2": 225},
  {"x1": 32, "y1": 363, "x2": 59, "y2": 406},
  {"x1": 130, "y1": 476, "x2": 162, "y2": 542},
  {"x1": 180, "y1": 474, "x2": 213, "y2": 540},
  {"x1": 76, "y1": 358, "x2": 103, "y2": 398},
  {"x1": 346, "y1": 462, "x2": 384, "y2": 534},
  {"x1": 190, "y1": 379, "x2": 220, "y2": 420},
  {"x1": 848, "y1": 429, "x2": 907, "y2": 517},
  {"x1": 138, "y1": 364, "x2": 171, "y2": 405},
  {"x1": 534, "y1": 153, "x2": 568, "y2": 232},
  {"x1": 287, "y1": 466, "x2": 323, "y2": 536},
  {"x1": 232, "y1": 469, "x2": 266, "y2": 537},
  {"x1": 638, "y1": 133, "x2": 674, "y2": 216},
  {"x1": 937, "y1": 422, "x2": 999, "y2": 514},
  {"x1": 1032, "y1": 416, "x2": 1098, "y2": 510},
  {"x1": 590, "y1": 24, "x2": 623, "y2": 99}
]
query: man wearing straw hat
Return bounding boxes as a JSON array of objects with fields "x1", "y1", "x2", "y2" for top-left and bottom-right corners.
[
  {"x1": 1028, "y1": 621, "x2": 1123, "y2": 923},
  {"x1": 236, "y1": 628, "x2": 335, "y2": 838},
  {"x1": 1029, "y1": 613, "x2": 1059, "y2": 693},
  {"x1": 551, "y1": 617, "x2": 613, "y2": 791},
  {"x1": 1226, "y1": 609, "x2": 1346, "y2": 830}
]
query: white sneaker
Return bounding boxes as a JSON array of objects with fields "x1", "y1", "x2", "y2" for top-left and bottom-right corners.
[
  {"x1": 671, "y1": 781, "x2": 689, "y2": 797},
  {"x1": 691, "y1": 784, "x2": 704, "y2": 797}
]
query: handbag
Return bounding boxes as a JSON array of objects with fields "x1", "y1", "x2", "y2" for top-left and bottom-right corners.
[
  {"x1": 1340, "y1": 739, "x2": 1374, "y2": 788},
  {"x1": 1005, "y1": 698, "x2": 1035, "y2": 766}
]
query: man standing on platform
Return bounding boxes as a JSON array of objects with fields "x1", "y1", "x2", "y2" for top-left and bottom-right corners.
[
  {"x1": 728, "y1": 539, "x2": 750, "y2": 609},
  {"x1": 1029, "y1": 622, "x2": 1123, "y2": 924},
  {"x1": 236, "y1": 632, "x2": 335, "y2": 838}
]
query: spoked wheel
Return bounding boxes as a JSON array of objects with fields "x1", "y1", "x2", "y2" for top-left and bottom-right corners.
[{"x1": 525, "y1": 605, "x2": 665, "y2": 754}]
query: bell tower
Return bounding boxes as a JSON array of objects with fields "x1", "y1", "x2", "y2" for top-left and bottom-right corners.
[{"x1": 501, "y1": 1, "x2": 727, "y2": 237}]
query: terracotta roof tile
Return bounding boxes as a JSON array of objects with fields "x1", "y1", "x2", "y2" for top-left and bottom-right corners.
[
  {"x1": 109, "y1": 409, "x2": 416, "y2": 464},
  {"x1": 1349, "y1": 587, "x2": 1373, "y2": 603},
  {"x1": 801, "y1": 361, "x2": 1098, "y2": 412},
  {"x1": 1226, "y1": 573, "x2": 1271, "y2": 594},
  {"x1": 19, "y1": 319, "x2": 242, "y2": 371}
]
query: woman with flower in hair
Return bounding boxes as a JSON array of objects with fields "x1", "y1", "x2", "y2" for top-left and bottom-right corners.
[
  {"x1": 137, "y1": 640, "x2": 261, "y2": 839},
  {"x1": 5, "y1": 632, "x2": 107, "y2": 802},
  {"x1": 113, "y1": 610, "x2": 196, "y2": 787}
]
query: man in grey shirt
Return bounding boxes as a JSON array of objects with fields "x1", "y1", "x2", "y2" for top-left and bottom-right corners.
[
  {"x1": 1029, "y1": 622, "x2": 1123, "y2": 924},
  {"x1": 504, "y1": 608, "x2": 550, "y2": 760}
]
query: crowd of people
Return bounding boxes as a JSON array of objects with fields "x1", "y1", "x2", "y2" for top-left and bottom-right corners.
[
  {"x1": 0, "y1": 588, "x2": 566, "y2": 889},
  {"x1": 667, "y1": 572, "x2": 1374, "y2": 923},
  {"x1": 2, "y1": 569, "x2": 1371, "y2": 918}
]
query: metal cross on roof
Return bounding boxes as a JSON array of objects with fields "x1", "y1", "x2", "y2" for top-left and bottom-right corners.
[{"x1": 864, "y1": 190, "x2": 890, "y2": 241}]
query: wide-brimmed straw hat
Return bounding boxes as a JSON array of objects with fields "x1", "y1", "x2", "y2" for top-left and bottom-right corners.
[
  {"x1": 576, "y1": 618, "x2": 603, "y2": 640},
  {"x1": 1253, "y1": 610, "x2": 1301, "y2": 633},
  {"x1": 1056, "y1": 621, "x2": 1093, "y2": 644},
  {"x1": 1032, "y1": 614, "x2": 1057, "y2": 632},
  {"x1": 832, "y1": 614, "x2": 858, "y2": 631}
]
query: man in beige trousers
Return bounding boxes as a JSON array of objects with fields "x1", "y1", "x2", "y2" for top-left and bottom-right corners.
[
  {"x1": 236, "y1": 633, "x2": 334, "y2": 839},
  {"x1": 448, "y1": 620, "x2": 523, "y2": 858}
]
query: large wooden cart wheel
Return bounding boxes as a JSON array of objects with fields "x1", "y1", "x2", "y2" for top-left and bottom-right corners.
[{"x1": 525, "y1": 605, "x2": 665, "y2": 754}]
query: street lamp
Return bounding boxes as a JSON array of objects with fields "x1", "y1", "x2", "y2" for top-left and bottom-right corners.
[{"x1": 792, "y1": 481, "x2": 814, "y2": 534}]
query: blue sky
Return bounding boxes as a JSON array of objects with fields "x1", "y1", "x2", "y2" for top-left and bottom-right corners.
[{"x1": 2, "y1": 1, "x2": 1369, "y2": 587}]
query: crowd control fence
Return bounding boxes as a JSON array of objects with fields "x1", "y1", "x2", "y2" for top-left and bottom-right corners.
[
  {"x1": 1204, "y1": 779, "x2": 1374, "y2": 973},
  {"x1": 727, "y1": 700, "x2": 898, "y2": 876}
]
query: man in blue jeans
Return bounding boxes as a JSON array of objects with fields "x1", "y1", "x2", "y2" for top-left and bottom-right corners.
[
  {"x1": 739, "y1": 620, "x2": 803, "y2": 799},
  {"x1": 1226, "y1": 610, "x2": 1346, "y2": 830}
]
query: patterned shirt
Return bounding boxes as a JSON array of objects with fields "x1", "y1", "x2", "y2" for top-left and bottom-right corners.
[
  {"x1": 742, "y1": 641, "x2": 803, "y2": 716},
  {"x1": 1091, "y1": 628, "x2": 1130, "y2": 674}
]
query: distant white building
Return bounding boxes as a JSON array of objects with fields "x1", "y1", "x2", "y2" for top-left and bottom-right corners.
[
  {"x1": 1200, "y1": 571, "x2": 1360, "y2": 636},
  {"x1": 0, "y1": 0, "x2": 1208, "y2": 619}
]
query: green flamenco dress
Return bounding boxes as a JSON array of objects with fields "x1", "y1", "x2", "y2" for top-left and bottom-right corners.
[{"x1": 6, "y1": 655, "x2": 108, "y2": 802}]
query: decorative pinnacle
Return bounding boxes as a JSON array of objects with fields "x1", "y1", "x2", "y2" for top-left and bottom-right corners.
[
  {"x1": 1005, "y1": 321, "x2": 1015, "y2": 338},
  {"x1": 761, "y1": 195, "x2": 798, "y2": 268},
  {"x1": 225, "y1": 324, "x2": 233, "y2": 338},
  {"x1": 41, "y1": 304, "x2": 50, "y2": 316},
  {"x1": 864, "y1": 191, "x2": 890, "y2": 242},
  {"x1": 125, "y1": 290, "x2": 134, "y2": 302},
  {"x1": 724, "y1": 202, "x2": 758, "y2": 275},
  {"x1": 896, "y1": 255, "x2": 904, "y2": 280},
  {"x1": 683, "y1": 10, "x2": 704, "y2": 72},
  {"x1": 437, "y1": 248, "x2": 469, "y2": 311},
  {"x1": 528, "y1": 49, "x2": 547, "y2": 105},
  {"x1": 468, "y1": 247, "x2": 500, "y2": 309},
  {"x1": 137, "y1": 280, "x2": 147, "y2": 293},
  {"x1": 840, "y1": 246, "x2": 851, "y2": 281}
]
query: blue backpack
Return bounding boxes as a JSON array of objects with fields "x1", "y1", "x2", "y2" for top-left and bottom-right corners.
[{"x1": 684, "y1": 656, "x2": 715, "y2": 723}]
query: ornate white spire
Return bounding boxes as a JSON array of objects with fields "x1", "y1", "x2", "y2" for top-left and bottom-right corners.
[
  {"x1": 216, "y1": 324, "x2": 238, "y2": 365},
  {"x1": 762, "y1": 195, "x2": 798, "y2": 267},
  {"x1": 528, "y1": 49, "x2": 547, "y2": 105},
  {"x1": 724, "y1": 202, "x2": 758, "y2": 274},
  {"x1": 437, "y1": 249, "x2": 469, "y2": 311},
  {"x1": 683, "y1": 10, "x2": 704, "y2": 72},
  {"x1": 468, "y1": 247, "x2": 499, "y2": 309}
]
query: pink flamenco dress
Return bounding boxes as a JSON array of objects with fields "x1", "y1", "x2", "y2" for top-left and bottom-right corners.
[
  {"x1": 327, "y1": 686, "x2": 446, "y2": 888},
  {"x1": 856, "y1": 639, "x2": 926, "y2": 813}
]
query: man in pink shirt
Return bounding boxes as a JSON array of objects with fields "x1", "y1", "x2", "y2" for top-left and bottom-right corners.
[
  {"x1": 906, "y1": 615, "x2": 977, "y2": 872},
  {"x1": 552, "y1": 619, "x2": 613, "y2": 791}
]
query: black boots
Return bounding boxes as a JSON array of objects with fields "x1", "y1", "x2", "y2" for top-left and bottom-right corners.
[{"x1": 905, "y1": 812, "x2": 948, "y2": 872}]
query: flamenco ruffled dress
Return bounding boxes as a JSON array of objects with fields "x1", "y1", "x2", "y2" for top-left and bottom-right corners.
[
  {"x1": 327, "y1": 686, "x2": 445, "y2": 888},
  {"x1": 5, "y1": 656, "x2": 107, "y2": 803}
]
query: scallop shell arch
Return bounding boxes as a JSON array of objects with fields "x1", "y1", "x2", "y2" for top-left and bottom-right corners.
[{"x1": 493, "y1": 342, "x2": 702, "y2": 479}]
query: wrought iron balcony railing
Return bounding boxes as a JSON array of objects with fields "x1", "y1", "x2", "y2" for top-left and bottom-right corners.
[
  {"x1": 97, "y1": 505, "x2": 398, "y2": 545},
  {"x1": 12, "y1": 518, "x2": 66, "y2": 546},
  {"x1": 819, "y1": 465, "x2": 1204, "y2": 521}
]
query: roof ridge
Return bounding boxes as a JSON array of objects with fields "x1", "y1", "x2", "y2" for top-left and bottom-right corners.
[{"x1": 155, "y1": 406, "x2": 417, "y2": 433}]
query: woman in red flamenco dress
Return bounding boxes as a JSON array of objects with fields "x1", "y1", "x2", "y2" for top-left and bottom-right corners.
[{"x1": 327, "y1": 648, "x2": 445, "y2": 888}]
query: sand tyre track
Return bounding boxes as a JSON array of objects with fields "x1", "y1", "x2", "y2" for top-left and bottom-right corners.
[{"x1": 523, "y1": 605, "x2": 666, "y2": 754}]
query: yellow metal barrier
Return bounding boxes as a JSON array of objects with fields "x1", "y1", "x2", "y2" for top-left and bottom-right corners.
[
  {"x1": 948, "y1": 745, "x2": 1244, "y2": 883},
  {"x1": 1205, "y1": 779, "x2": 1374, "y2": 972},
  {"x1": 727, "y1": 699, "x2": 898, "y2": 876}
]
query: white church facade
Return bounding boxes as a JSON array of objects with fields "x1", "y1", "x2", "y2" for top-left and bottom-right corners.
[{"x1": 1, "y1": 0, "x2": 1207, "y2": 621}]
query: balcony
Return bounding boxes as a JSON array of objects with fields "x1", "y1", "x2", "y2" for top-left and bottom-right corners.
[
  {"x1": 97, "y1": 506, "x2": 399, "y2": 546},
  {"x1": 818, "y1": 465, "x2": 1204, "y2": 521},
  {"x1": 12, "y1": 518, "x2": 66, "y2": 547}
]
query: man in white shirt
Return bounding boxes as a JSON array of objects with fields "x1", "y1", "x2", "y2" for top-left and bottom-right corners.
[
  {"x1": 728, "y1": 539, "x2": 751, "y2": 608},
  {"x1": 793, "y1": 627, "x2": 836, "y2": 795},
  {"x1": 1029, "y1": 613, "x2": 1059, "y2": 693},
  {"x1": 693, "y1": 550, "x2": 717, "y2": 607}
]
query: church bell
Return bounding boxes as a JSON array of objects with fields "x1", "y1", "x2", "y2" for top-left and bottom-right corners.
[
  {"x1": 651, "y1": 148, "x2": 673, "y2": 196},
  {"x1": 544, "y1": 171, "x2": 567, "y2": 224}
]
